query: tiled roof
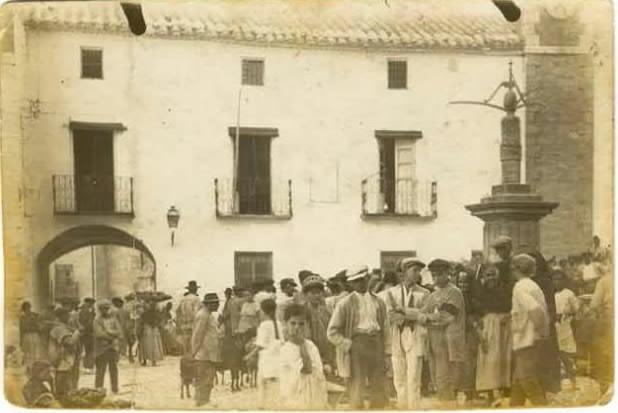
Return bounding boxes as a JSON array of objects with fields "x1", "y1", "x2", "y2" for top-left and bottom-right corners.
[{"x1": 6, "y1": 0, "x2": 524, "y2": 51}]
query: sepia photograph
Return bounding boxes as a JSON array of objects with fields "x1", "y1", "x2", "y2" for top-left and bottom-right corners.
[{"x1": 0, "y1": 0, "x2": 614, "y2": 410}]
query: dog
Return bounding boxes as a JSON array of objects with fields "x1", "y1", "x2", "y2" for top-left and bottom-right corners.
[{"x1": 180, "y1": 356, "x2": 197, "y2": 399}]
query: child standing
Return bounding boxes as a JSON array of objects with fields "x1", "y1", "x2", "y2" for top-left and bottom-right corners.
[
  {"x1": 553, "y1": 268, "x2": 580, "y2": 390},
  {"x1": 278, "y1": 304, "x2": 328, "y2": 410},
  {"x1": 244, "y1": 299, "x2": 284, "y2": 408}
]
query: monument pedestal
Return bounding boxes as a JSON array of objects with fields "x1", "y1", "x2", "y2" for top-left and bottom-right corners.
[{"x1": 466, "y1": 184, "x2": 558, "y2": 256}]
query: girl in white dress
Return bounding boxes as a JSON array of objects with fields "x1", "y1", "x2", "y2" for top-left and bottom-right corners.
[
  {"x1": 277, "y1": 303, "x2": 328, "y2": 410},
  {"x1": 244, "y1": 298, "x2": 284, "y2": 409}
]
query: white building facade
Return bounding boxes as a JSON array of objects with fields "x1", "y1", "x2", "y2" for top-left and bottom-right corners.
[{"x1": 2, "y1": 0, "x2": 540, "y2": 311}]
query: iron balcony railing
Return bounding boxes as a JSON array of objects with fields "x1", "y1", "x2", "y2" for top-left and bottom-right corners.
[
  {"x1": 52, "y1": 175, "x2": 134, "y2": 216},
  {"x1": 361, "y1": 176, "x2": 437, "y2": 218},
  {"x1": 215, "y1": 178, "x2": 292, "y2": 218}
]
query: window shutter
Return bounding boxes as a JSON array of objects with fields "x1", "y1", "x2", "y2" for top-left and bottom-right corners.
[
  {"x1": 242, "y1": 59, "x2": 264, "y2": 86},
  {"x1": 81, "y1": 49, "x2": 103, "y2": 79},
  {"x1": 388, "y1": 60, "x2": 407, "y2": 89}
]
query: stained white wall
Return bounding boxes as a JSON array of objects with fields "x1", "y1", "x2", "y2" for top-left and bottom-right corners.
[{"x1": 19, "y1": 29, "x2": 524, "y2": 300}]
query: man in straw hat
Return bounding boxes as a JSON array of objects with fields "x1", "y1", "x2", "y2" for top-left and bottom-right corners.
[
  {"x1": 383, "y1": 257, "x2": 430, "y2": 408},
  {"x1": 327, "y1": 265, "x2": 391, "y2": 409},
  {"x1": 176, "y1": 280, "x2": 202, "y2": 354},
  {"x1": 509, "y1": 253, "x2": 549, "y2": 406},
  {"x1": 420, "y1": 258, "x2": 466, "y2": 403},
  {"x1": 191, "y1": 293, "x2": 222, "y2": 407}
]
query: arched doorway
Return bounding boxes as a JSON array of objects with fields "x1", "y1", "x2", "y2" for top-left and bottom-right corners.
[{"x1": 36, "y1": 225, "x2": 156, "y2": 308}]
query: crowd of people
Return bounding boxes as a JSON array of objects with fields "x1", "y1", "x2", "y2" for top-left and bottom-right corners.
[
  {"x1": 17, "y1": 292, "x2": 182, "y2": 406},
  {"x1": 16, "y1": 235, "x2": 613, "y2": 409}
]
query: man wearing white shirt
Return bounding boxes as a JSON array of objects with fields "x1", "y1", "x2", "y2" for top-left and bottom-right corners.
[
  {"x1": 384, "y1": 258, "x2": 430, "y2": 408},
  {"x1": 510, "y1": 254, "x2": 549, "y2": 406}
]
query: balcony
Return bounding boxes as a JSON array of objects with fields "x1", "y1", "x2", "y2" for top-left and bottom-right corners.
[
  {"x1": 215, "y1": 178, "x2": 292, "y2": 219},
  {"x1": 361, "y1": 176, "x2": 437, "y2": 218},
  {"x1": 52, "y1": 175, "x2": 134, "y2": 216}
]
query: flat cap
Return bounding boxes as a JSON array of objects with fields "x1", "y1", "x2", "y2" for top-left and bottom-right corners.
[
  {"x1": 279, "y1": 278, "x2": 297, "y2": 288},
  {"x1": 491, "y1": 235, "x2": 513, "y2": 248},
  {"x1": 202, "y1": 293, "x2": 220, "y2": 304},
  {"x1": 399, "y1": 257, "x2": 426, "y2": 271},
  {"x1": 427, "y1": 258, "x2": 451, "y2": 270}
]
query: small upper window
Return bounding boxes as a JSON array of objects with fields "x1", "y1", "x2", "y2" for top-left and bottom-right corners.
[
  {"x1": 387, "y1": 59, "x2": 407, "y2": 89},
  {"x1": 242, "y1": 59, "x2": 264, "y2": 86},
  {"x1": 81, "y1": 48, "x2": 103, "y2": 79}
]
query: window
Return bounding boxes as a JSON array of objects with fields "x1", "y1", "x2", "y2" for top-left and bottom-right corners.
[
  {"x1": 54, "y1": 264, "x2": 79, "y2": 301},
  {"x1": 242, "y1": 59, "x2": 264, "y2": 86},
  {"x1": 234, "y1": 252, "x2": 273, "y2": 288},
  {"x1": 387, "y1": 59, "x2": 407, "y2": 89},
  {"x1": 380, "y1": 251, "x2": 416, "y2": 273},
  {"x1": 81, "y1": 48, "x2": 103, "y2": 79}
]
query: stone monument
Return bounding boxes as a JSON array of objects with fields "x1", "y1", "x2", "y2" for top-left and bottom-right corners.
[{"x1": 452, "y1": 63, "x2": 559, "y2": 256}]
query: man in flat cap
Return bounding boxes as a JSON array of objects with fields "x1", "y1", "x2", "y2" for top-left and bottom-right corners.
[
  {"x1": 302, "y1": 274, "x2": 335, "y2": 376},
  {"x1": 509, "y1": 254, "x2": 549, "y2": 406},
  {"x1": 93, "y1": 300, "x2": 123, "y2": 394},
  {"x1": 327, "y1": 265, "x2": 391, "y2": 409},
  {"x1": 383, "y1": 258, "x2": 430, "y2": 408},
  {"x1": 276, "y1": 278, "x2": 298, "y2": 322},
  {"x1": 325, "y1": 271, "x2": 349, "y2": 314},
  {"x1": 192, "y1": 293, "x2": 222, "y2": 407},
  {"x1": 176, "y1": 281, "x2": 202, "y2": 355},
  {"x1": 420, "y1": 258, "x2": 466, "y2": 402}
]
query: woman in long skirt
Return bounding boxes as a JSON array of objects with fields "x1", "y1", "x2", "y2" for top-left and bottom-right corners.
[
  {"x1": 138, "y1": 302, "x2": 165, "y2": 366},
  {"x1": 19, "y1": 302, "x2": 43, "y2": 374},
  {"x1": 475, "y1": 264, "x2": 512, "y2": 405}
]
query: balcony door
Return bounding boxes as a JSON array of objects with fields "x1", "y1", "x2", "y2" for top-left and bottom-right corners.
[
  {"x1": 73, "y1": 129, "x2": 114, "y2": 213},
  {"x1": 394, "y1": 140, "x2": 415, "y2": 214},
  {"x1": 379, "y1": 138, "x2": 415, "y2": 213},
  {"x1": 237, "y1": 136, "x2": 271, "y2": 214}
]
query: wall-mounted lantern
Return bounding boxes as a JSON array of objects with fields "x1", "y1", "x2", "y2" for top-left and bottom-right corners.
[{"x1": 166, "y1": 206, "x2": 180, "y2": 246}]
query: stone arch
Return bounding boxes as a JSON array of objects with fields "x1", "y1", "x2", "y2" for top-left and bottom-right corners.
[{"x1": 35, "y1": 225, "x2": 156, "y2": 308}]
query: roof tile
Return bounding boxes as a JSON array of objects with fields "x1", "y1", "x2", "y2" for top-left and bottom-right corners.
[{"x1": 7, "y1": 0, "x2": 524, "y2": 51}]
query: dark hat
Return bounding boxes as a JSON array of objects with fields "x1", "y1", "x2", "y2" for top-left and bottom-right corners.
[
  {"x1": 298, "y1": 270, "x2": 314, "y2": 284},
  {"x1": 280, "y1": 278, "x2": 298, "y2": 289},
  {"x1": 427, "y1": 259, "x2": 451, "y2": 271},
  {"x1": 302, "y1": 274, "x2": 325, "y2": 292},
  {"x1": 185, "y1": 280, "x2": 201, "y2": 290},
  {"x1": 111, "y1": 297, "x2": 124, "y2": 305},
  {"x1": 202, "y1": 293, "x2": 219, "y2": 304},
  {"x1": 30, "y1": 360, "x2": 52, "y2": 379},
  {"x1": 333, "y1": 270, "x2": 348, "y2": 283},
  {"x1": 53, "y1": 307, "x2": 70, "y2": 318},
  {"x1": 83, "y1": 297, "x2": 95, "y2": 304}
]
